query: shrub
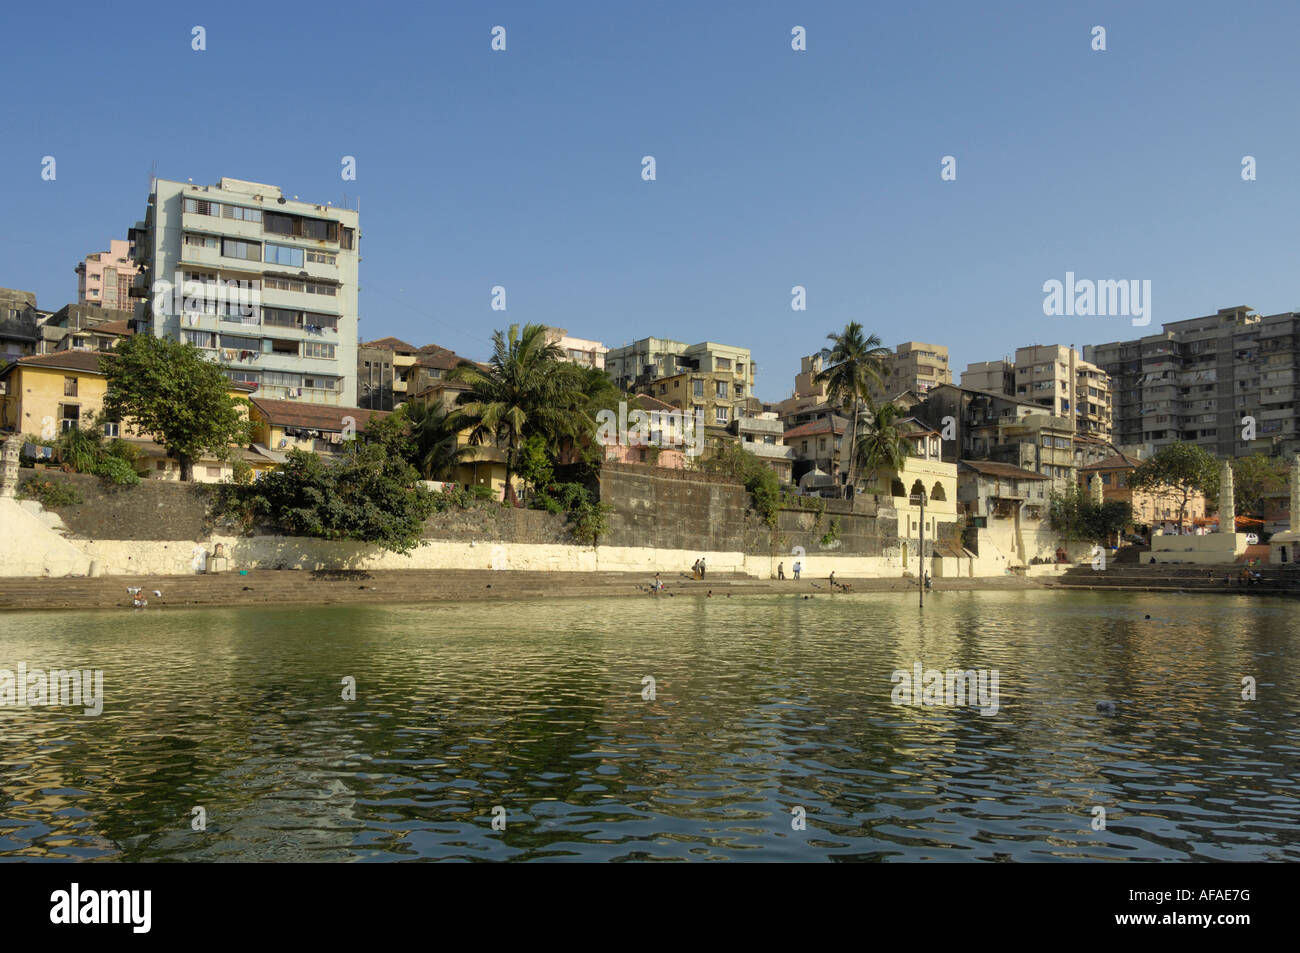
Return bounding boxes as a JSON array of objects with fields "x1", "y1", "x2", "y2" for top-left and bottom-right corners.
[
  {"x1": 17, "y1": 476, "x2": 83, "y2": 508},
  {"x1": 90, "y1": 454, "x2": 141, "y2": 486}
]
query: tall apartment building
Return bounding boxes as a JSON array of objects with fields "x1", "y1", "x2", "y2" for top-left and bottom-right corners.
[
  {"x1": 875, "y1": 341, "x2": 951, "y2": 399},
  {"x1": 1086, "y1": 306, "x2": 1297, "y2": 459},
  {"x1": 606, "y1": 337, "x2": 756, "y2": 400},
  {"x1": 959, "y1": 345, "x2": 1111, "y2": 441},
  {"x1": 129, "y1": 177, "x2": 360, "y2": 406},
  {"x1": 76, "y1": 239, "x2": 140, "y2": 310}
]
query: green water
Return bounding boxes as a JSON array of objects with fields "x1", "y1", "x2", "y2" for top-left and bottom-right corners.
[{"x1": 0, "y1": 590, "x2": 1296, "y2": 861}]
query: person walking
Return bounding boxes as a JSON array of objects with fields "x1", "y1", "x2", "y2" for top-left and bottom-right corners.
[{"x1": 777, "y1": 562, "x2": 785, "y2": 580}]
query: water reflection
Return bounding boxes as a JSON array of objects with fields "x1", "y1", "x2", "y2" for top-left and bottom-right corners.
[{"x1": 0, "y1": 591, "x2": 1296, "y2": 861}]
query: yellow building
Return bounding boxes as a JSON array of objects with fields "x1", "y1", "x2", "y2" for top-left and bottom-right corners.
[
  {"x1": 0, "y1": 351, "x2": 267, "y2": 482},
  {"x1": 875, "y1": 417, "x2": 959, "y2": 556}
]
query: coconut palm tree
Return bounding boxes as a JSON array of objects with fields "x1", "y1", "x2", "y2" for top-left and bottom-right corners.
[
  {"x1": 814, "y1": 323, "x2": 891, "y2": 493},
  {"x1": 402, "y1": 400, "x2": 474, "y2": 480},
  {"x1": 445, "y1": 323, "x2": 587, "y2": 500},
  {"x1": 855, "y1": 401, "x2": 911, "y2": 489}
]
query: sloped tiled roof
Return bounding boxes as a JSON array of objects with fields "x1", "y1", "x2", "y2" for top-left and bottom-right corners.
[
  {"x1": 959, "y1": 459, "x2": 1049, "y2": 480},
  {"x1": 783, "y1": 416, "x2": 847, "y2": 440},
  {"x1": 249, "y1": 397, "x2": 388, "y2": 432},
  {"x1": 1, "y1": 351, "x2": 106, "y2": 375},
  {"x1": 362, "y1": 336, "x2": 418, "y2": 351},
  {"x1": 1080, "y1": 452, "x2": 1143, "y2": 471}
]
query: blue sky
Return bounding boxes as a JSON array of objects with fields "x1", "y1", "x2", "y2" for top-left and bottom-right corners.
[{"x1": 3, "y1": 1, "x2": 1298, "y2": 401}]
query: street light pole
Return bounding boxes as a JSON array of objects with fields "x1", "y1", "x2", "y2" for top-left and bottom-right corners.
[{"x1": 919, "y1": 488, "x2": 926, "y2": 609}]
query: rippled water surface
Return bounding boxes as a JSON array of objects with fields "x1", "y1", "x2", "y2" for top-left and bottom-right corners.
[{"x1": 1, "y1": 590, "x2": 1297, "y2": 861}]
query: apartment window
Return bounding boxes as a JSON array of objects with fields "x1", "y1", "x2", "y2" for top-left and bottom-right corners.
[
  {"x1": 692, "y1": 379, "x2": 704, "y2": 397},
  {"x1": 184, "y1": 198, "x2": 221, "y2": 216},
  {"x1": 716, "y1": 357, "x2": 732, "y2": 371},
  {"x1": 265, "y1": 243, "x2": 304, "y2": 267},
  {"x1": 60, "y1": 404, "x2": 80, "y2": 431},
  {"x1": 221, "y1": 239, "x2": 261, "y2": 261},
  {"x1": 819, "y1": 437, "x2": 827, "y2": 451},
  {"x1": 263, "y1": 307, "x2": 299, "y2": 328},
  {"x1": 184, "y1": 233, "x2": 218, "y2": 249},
  {"x1": 205, "y1": 466, "x2": 222, "y2": 478},
  {"x1": 659, "y1": 384, "x2": 666, "y2": 395},
  {"x1": 341, "y1": 227, "x2": 355, "y2": 250},
  {"x1": 303, "y1": 282, "x2": 337, "y2": 296},
  {"x1": 64, "y1": 377, "x2": 78, "y2": 397},
  {"x1": 801, "y1": 440, "x2": 808, "y2": 454},
  {"x1": 301, "y1": 218, "x2": 333, "y2": 240},
  {"x1": 736, "y1": 384, "x2": 744, "y2": 398},
  {"x1": 182, "y1": 330, "x2": 217, "y2": 348},
  {"x1": 715, "y1": 406, "x2": 729, "y2": 424},
  {"x1": 222, "y1": 205, "x2": 262, "y2": 223},
  {"x1": 303, "y1": 376, "x2": 342, "y2": 392},
  {"x1": 303, "y1": 342, "x2": 336, "y2": 360},
  {"x1": 102, "y1": 420, "x2": 119, "y2": 438},
  {"x1": 716, "y1": 381, "x2": 728, "y2": 398},
  {"x1": 306, "y1": 251, "x2": 336, "y2": 265}
]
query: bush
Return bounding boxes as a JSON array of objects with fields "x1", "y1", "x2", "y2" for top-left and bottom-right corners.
[
  {"x1": 90, "y1": 454, "x2": 141, "y2": 486},
  {"x1": 471, "y1": 484, "x2": 495, "y2": 502},
  {"x1": 229, "y1": 458, "x2": 254, "y2": 485},
  {"x1": 17, "y1": 476, "x2": 83, "y2": 508}
]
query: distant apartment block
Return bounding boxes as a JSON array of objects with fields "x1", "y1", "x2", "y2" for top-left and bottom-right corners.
[
  {"x1": 0, "y1": 288, "x2": 42, "y2": 362},
  {"x1": 874, "y1": 341, "x2": 952, "y2": 399},
  {"x1": 959, "y1": 344, "x2": 1111, "y2": 441},
  {"x1": 773, "y1": 350, "x2": 832, "y2": 418},
  {"x1": 76, "y1": 239, "x2": 140, "y2": 310},
  {"x1": 1086, "y1": 305, "x2": 1298, "y2": 458},
  {"x1": 544, "y1": 327, "x2": 607, "y2": 371},
  {"x1": 39, "y1": 304, "x2": 134, "y2": 354},
  {"x1": 130, "y1": 177, "x2": 360, "y2": 406},
  {"x1": 606, "y1": 337, "x2": 756, "y2": 396}
]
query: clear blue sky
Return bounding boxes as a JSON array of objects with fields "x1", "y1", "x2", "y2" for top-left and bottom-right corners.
[{"x1": 3, "y1": 1, "x2": 1298, "y2": 401}]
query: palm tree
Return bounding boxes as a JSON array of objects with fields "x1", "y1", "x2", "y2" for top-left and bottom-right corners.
[
  {"x1": 402, "y1": 400, "x2": 474, "y2": 480},
  {"x1": 855, "y1": 401, "x2": 911, "y2": 489},
  {"x1": 445, "y1": 323, "x2": 587, "y2": 500},
  {"x1": 814, "y1": 323, "x2": 891, "y2": 493}
]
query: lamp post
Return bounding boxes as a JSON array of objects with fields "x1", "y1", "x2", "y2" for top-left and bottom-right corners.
[{"x1": 911, "y1": 487, "x2": 928, "y2": 608}]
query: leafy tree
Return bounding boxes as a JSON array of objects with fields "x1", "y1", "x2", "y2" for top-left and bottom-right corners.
[
  {"x1": 516, "y1": 433, "x2": 554, "y2": 494},
  {"x1": 1129, "y1": 442, "x2": 1219, "y2": 531},
  {"x1": 814, "y1": 323, "x2": 890, "y2": 493},
  {"x1": 1049, "y1": 483, "x2": 1132, "y2": 542},
  {"x1": 1232, "y1": 453, "x2": 1288, "y2": 518},
  {"x1": 855, "y1": 401, "x2": 911, "y2": 485},
  {"x1": 222, "y1": 441, "x2": 435, "y2": 554},
  {"x1": 101, "y1": 334, "x2": 252, "y2": 481},
  {"x1": 445, "y1": 323, "x2": 587, "y2": 500}
]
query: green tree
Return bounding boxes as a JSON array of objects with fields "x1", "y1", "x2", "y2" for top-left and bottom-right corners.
[
  {"x1": 814, "y1": 323, "x2": 890, "y2": 494},
  {"x1": 855, "y1": 401, "x2": 911, "y2": 485},
  {"x1": 101, "y1": 334, "x2": 252, "y2": 481},
  {"x1": 1129, "y1": 443, "x2": 1219, "y2": 531},
  {"x1": 1049, "y1": 484, "x2": 1131, "y2": 542},
  {"x1": 1231, "y1": 453, "x2": 1288, "y2": 518},
  {"x1": 224, "y1": 441, "x2": 434, "y2": 554},
  {"x1": 445, "y1": 324, "x2": 586, "y2": 500}
]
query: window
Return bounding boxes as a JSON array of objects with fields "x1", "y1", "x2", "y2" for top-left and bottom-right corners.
[
  {"x1": 64, "y1": 377, "x2": 78, "y2": 397},
  {"x1": 715, "y1": 406, "x2": 729, "y2": 424},
  {"x1": 263, "y1": 308, "x2": 299, "y2": 328},
  {"x1": 341, "y1": 227, "x2": 355, "y2": 250},
  {"x1": 716, "y1": 357, "x2": 732, "y2": 371},
  {"x1": 265, "y1": 243, "x2": 304, "y2": 267},
  {"x1": 184, "y1": 198, "x2": 221, "y2": 216},
  {"x1": 692, "y1": 379, "x2": 704, "y2": 397},
  {"x1": 736, "y1": 384, "x2": 744, "y2": 398},
  {"x1": 716, "y1": 381, "x2": 728, "y2": 398},
  {"x1": 306, "y1": 251, "x2": 336, "y2": 265},
  {"x1": 206, "y1": 466, "x2": 222, "y2": 478},
  {"x1": 221, "y1": 239, "x2": 261, "y2": 261},
  {"x1": 184, "y1": 233, "x2": 218, "y2": 249},
  {"x1": 182, "y1": 330, "x2": 217, "y2": 348},
  {"x1": 102, "y1": 420, "x2": 119, "y2": 438},
  {"x1": 60, "y1": 404, "x2": 80, "y2": 431},
  {"x1": 303, "y1": 342, "x2": 336, "y2": 360},
  {"x1": 222, "y1": 205, "x2": 262, "y2": 223}
]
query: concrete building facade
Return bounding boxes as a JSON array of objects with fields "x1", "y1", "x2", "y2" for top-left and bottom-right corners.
[
  {"x1": 76, "y1": 239, "x2": 140, "y2": 310},
  {"x1": 130, "y1": 177, "x2": 360, "y2": 406}
]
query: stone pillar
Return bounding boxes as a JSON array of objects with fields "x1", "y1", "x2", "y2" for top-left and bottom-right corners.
[
  {"x1": 1219, "y1": 460, "x2": 1235, "y2": 534},
  {"x1": 1292, "y1": 454, "x2": 1300, "y2": 534},
  {"x1": 0, "y1": 435, "x2": 21, "y2": 499},
  {"x1": 1089, "y1": 472, "x2": 1103, "y2": 505}
]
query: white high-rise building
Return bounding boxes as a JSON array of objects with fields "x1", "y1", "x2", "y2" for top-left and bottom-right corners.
[{"x1": 130, "y1": 177, "x2": 359, "y2": 406}]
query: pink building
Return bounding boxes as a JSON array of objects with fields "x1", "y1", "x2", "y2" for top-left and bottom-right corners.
[{"x1": 76, "y1": 239, "x2": 140, "y2": 310}]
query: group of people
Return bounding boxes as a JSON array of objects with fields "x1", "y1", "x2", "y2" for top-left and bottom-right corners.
[
  {"x1": 776, "y1": 561, "x2": 802, "y2": 580},
  {"x1": 691, "y1": 558, "x2": 707, "y2": 579}
]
